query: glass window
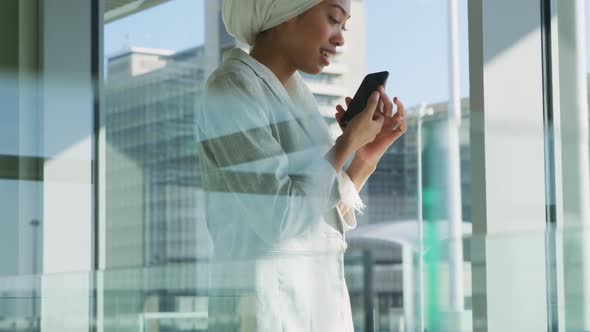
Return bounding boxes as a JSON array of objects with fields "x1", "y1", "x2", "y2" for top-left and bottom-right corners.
[
  {"x1": 551, "y1": 0, "x2": 590, "y2": 330},
  {"x1": 7, "y1": 0, "x2": 588, "y2": 331},
  {"x1": 1, "y1": 1, "x2": 95, "y2": 331},
  {"x1": 101, "y1": 0, "x2": 210, "y2": 329},
  {"x1": 99, "y1": 1, "x2": 473, "y2": 331},
  {"x1": 350, "y1": 1, "x2": 471, "y2": 331}
]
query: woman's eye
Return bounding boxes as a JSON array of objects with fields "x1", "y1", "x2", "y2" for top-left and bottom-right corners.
[{"x1": 330, "y1": 17, "x2": 347, "y2": 31}]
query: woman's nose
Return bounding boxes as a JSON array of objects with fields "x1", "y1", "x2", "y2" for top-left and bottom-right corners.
[{"x1": 331, "y1": 31, "x2": 345, "y2": 47}]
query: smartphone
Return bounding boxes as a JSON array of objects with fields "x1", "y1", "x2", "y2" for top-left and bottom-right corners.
[{"x1": 340, "y1": 71, "x2": 389, "y2": 127}]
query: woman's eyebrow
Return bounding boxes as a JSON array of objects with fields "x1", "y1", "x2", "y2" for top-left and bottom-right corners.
[{"x1": 329, "y1": 4, "x2": 351, "y2": 18}]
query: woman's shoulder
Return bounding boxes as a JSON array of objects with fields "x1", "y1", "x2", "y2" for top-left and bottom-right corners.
[
  {"x1": 205, "y1": 60, "x2": 262, "y2": 97},
  {"x1": 202, "y1": 60, "x2": 271, "y2": 122}
]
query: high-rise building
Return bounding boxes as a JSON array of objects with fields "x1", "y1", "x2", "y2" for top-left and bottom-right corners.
[{"x1": 104, "y1": 46, "x2": 209, "y2": 269}]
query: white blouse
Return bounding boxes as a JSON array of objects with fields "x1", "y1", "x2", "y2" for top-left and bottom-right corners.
[{"x1": 198, "y1": 48, "x2": 360, "y2": 332}]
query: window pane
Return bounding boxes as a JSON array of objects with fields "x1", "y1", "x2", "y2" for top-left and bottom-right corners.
[
  {"x1": 1, "y1": 1, "x2": 95, "y2": 331},
  {"x1": 552, "y1": 0, "x2": 590, "y2": 330},
  {"x1": 100, "y1": 1, "x2": 473, "y2": 331},
  {"x1": 102, "y1": 0, "x2": 210, "y2": 330},
  {"x1": 353, "y1": 1, "x2": 471, "y2": 331}
]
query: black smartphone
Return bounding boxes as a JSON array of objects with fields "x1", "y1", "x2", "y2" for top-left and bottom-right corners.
[{"x1": 340, "y1": 71, "x2": 389, "y2": 127}]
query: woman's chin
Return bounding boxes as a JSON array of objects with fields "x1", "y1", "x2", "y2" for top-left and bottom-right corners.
[{"x1": 300, "y1": 65, "x2": 323, "y2": 75}]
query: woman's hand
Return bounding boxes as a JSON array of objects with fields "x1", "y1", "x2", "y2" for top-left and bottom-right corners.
[
  {"x1": 339, "y1": 91, "x2": 385, "y2": 152},
  {"x1": 336, "y1": 86, "x2": 407, "y2": 167},
  {"x1": 327, "y1": 91, "x2": 384, "y2": 173}
]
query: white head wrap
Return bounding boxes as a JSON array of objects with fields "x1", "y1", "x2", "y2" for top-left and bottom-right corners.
[{"x1": 223, "y1": 0, "x2": 325, "y2": 46}]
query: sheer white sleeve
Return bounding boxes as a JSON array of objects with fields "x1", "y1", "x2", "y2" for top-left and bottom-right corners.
[{"x1": 336, "y1": 171, "x2": 364, "y2": 232}]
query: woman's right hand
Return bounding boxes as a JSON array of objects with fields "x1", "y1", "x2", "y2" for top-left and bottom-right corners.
[
  {"x1": 326, "y1": 91, "x2": 384, "y2": 173},
  {"x1": 339, "y1": 91, "x2": 385, "y2": 151}
]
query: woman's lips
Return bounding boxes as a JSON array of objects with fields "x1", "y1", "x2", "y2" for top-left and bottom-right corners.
[{"x1": 321, "y1": 51, "x2": 330, "y2": 66}]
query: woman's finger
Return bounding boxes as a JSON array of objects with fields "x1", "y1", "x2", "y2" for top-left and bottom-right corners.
[
  {"x1": 364, "y1": 91, "x2": 381, "y2": 118},
  {"x1": 345, "y1": 97, "x2": 352, "y2": 107},
  {"x1": 394, "y1": 97, "x2": 406, "y2": 118},
  {"x1": 379, "y1": 86, "x2": 394, "y2": 117},
  {"x1": 389, "y1": 119, "x2": 407, "y2": 138},
  {"x1": 386, "y1": 114, "x2": 401, "y2": 131},
  {"x1": 372, "y1": 107, "x2": 385, "y2": 123},
  {"x1": 335, "y1": 111, "x2": 345, "y2": 130}
]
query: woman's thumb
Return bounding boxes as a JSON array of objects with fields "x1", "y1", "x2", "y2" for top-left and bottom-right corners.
[{"x1": 365, "y1": 91, "x2": 380, "y2": 116}]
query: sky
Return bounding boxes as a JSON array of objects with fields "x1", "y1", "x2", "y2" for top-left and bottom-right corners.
[{"x1": 103, "y1": 0, "x2": 472, "y2": 108}]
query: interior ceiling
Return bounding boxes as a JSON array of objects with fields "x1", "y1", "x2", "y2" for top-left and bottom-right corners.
[
  {"x1": 104, "y1": 0, "x2": 172, "y2": 23},
  {"x1": 105, "y1": 0, "x2": 135, "y2": 12}
]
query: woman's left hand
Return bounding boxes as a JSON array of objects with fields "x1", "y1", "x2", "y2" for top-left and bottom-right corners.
[{"x1": 336, "y1": 86, "x2": 407, "y2": 167}]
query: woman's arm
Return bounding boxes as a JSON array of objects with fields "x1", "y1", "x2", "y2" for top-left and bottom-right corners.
[
  {"x1": 325, "y1": 134, "x2": 355, "y2": 172},
  {"x1": 334, "y1": 87, "x2": 408, "y2": 217},
  {"x1": 337, "y1": 156, "x2": 376, "y2": 216},
  {"x1": 345, "y1": 156, "x2": 376, "y2": 192}
]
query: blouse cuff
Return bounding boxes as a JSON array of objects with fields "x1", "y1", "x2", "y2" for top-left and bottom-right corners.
[
  {"x1": 338, "y1": 171, "x2": 365, "y2": 214},
  {"x1": 336, "y1": 171, "x2": 363, "y2": 232}
]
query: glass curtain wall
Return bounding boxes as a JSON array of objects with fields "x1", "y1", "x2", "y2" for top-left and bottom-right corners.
[
  {"x1": 99, "y1": 0, "x2": 473, "y2": 331},
  {"x1": 0, "y1": 1, "x2": 96, "y2": 331},
  {"x1": 3, "y1": 0, "x2": 590, "y2": 331},
  {"x1": 551, "y1": 0, "x2": 590, "y2": 331}
]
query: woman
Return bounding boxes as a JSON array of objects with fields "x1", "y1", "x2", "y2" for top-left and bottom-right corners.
[{"x1": 197, "y1": 0, "x2": 407, "y2": 331}]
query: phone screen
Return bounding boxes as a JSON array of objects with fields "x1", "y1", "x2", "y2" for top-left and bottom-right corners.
[{"x1": 340, "y1": 71, "x2": 389, "y2": 127}]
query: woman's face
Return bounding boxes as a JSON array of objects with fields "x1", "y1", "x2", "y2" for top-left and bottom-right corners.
[{"x1": 280, "y1": 0, "x2": 351, "y2": 75}]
